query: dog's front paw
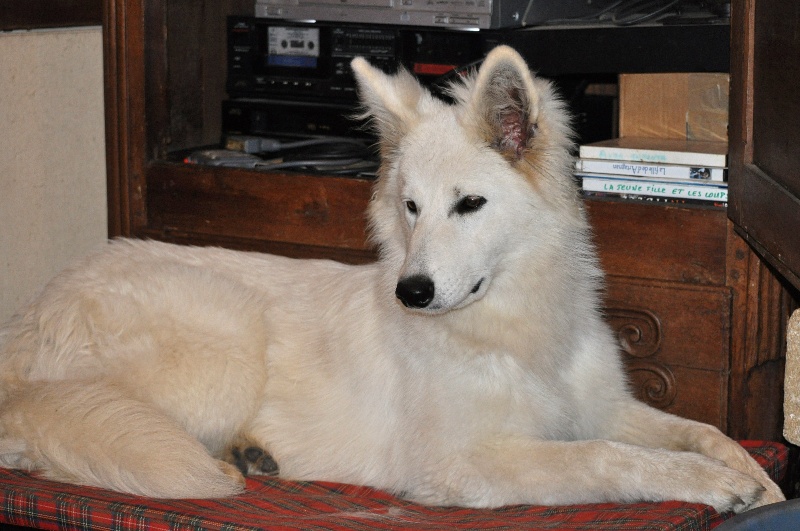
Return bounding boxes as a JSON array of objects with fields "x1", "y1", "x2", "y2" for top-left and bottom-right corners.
[
  {"x1": 746, "y1": 477, "x2": 786, "y2": 510},
  {"x1": 223, "y1": 438, "x2": 279, "y2": 476},
  {"x1": 669, "y1": 453, "x2": 767, "y2": 514},
  {"x1": 704, "y1": 468, "x2": 767, "y2": 514}
]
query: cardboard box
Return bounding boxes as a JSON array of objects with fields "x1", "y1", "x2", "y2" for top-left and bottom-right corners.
[{"x1": 619, "y1": 73, "x2": 729, "y2": 142}]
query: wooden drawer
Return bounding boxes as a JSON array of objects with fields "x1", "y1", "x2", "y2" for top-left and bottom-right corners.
[
  {"x1": 145, "y1": 163, "x2": 376, "y2": 261},
  {"x1": 605, "y1": 277, "x2": 731, "y2": 428},
  {"x1": 586, "y1": 199, "x2": 728, "y2": 286}
]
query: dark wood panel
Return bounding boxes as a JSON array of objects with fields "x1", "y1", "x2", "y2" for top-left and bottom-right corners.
[
  {"x1": 146, "y1": 163, "x2": 375, "y2": 251},
  {"x1": 646, "y1": 366, "x2": 726, "y2": 429},
  {"x1": 105, "y1": 0, "x2": 148, "y2": 237},
  {"x1": 586, "y1": 200, "x2": 728, "y2": 285},
  {"x1": 726, "y1": 223, "x2": 792, "y2": 441},
  {"x1": 137, "y1": 229, "x2": 376, "y2": 264},
  {"x1": 145, "y1": 0, "x2": 254, "y2": 157},
  {"x1": 605, "y1": 279, "x2": 731, "y2": 371},
  {"x1": 730, "y1": 167, "x2": 800, "y2": 290},
  {"x1": 166, "y1": 1, "x2": 206, "y2": 151},
  {"x1": 728, "y1": 0, "x2": 800, "y2": 292},
  {"x1": 0, "y1": 0, "x2": 101, "y2": 30},
  {"x1": 751, "y1": 2, "x2": 800, "y2": 195}
]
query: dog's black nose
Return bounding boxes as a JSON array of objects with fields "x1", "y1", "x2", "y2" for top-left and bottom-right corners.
[{"x1": 396, "y1": 275, "x2": 435, "y2": 309}]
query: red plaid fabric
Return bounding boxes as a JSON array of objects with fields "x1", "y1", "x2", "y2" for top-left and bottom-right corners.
[{"x1": 0, "y1": 441, "x2": 787, "y2": 531}]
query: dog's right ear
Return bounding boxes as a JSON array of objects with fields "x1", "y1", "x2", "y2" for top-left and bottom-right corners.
[
  {"x1": 464, "y1": 45, "x2": 540, "y2": 162},
  {"x1": 351, "y1": 58, "x2": 427, "y2": 147}
]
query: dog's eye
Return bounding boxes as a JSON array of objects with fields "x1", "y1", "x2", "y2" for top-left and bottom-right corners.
[
  {"x1": 455, "y1": 196, "x2": 487, "y2": 215},
  {"x1": 405, "y1": 200, "x2": 418, "y2": 215}
]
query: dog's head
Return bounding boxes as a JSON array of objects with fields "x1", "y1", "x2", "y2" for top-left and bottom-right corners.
[{"x1": 352, "y1": 46, "x2": 581, "y2": 315}]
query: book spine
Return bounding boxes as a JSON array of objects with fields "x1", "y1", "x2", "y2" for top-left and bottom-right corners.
[
  {"x1": 578, "y1": 146, "x2": 727, "y2": 167},
  {"x1": 582, "y1": 190, "x2": 727, "y2": 207},
  {"x1": 579, "y1": 174, "x2": 728, "y2": 203},
  {"x1": 575, "y1": 159, "x2": 726, "y2": 182}
]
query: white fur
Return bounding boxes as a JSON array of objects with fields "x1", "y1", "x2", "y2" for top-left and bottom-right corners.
[{"x1": 0, "y1": 46, "x2": 784, "y2": 512}]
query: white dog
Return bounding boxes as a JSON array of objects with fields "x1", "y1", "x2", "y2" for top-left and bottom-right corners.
[{"x1": 0, "y1": 46, "x2": 784, "y2": 513}]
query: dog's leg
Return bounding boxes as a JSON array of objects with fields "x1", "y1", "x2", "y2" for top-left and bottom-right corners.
[
  {"x1": 0, "y1": 380, "x2": 245, "y2": 498},
  {"x1": 416, "y1": 435, "x2": 767, "y2": 513},
  {"x1": 604, "y1": 400, "x2": 785, "y2": 508},
  {"x1": 222, "y1": 434, "x2": 279, "y2": 477}
]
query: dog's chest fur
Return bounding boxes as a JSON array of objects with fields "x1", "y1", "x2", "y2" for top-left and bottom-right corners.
[{"x1": 260, "y1": 314, "x2": 580, "y2": 489}]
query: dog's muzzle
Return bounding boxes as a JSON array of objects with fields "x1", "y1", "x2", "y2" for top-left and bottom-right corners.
[{"x1": 396, "y1": 275, "x2": 435, "y2": 309}]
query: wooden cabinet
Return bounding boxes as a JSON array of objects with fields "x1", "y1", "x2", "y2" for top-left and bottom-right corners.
[
  {"x1": 587, "y1": 201, "x2": 790, "y2": 437},
  {"x1": 103, "y1": 0, "x2": 793, "y2": 440}
]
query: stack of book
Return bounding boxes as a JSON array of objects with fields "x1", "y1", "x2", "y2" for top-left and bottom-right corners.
[{"x1": 575, "y1": 137, "x2": 728, "y2": 205}]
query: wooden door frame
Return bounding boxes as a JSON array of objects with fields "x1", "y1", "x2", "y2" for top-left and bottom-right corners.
[{"x1": 728, "y1": 0, "x2": 800, "y2": 291}]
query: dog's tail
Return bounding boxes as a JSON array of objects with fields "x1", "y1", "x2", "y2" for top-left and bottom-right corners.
[{"x1": 0, "y1": 379, "x2": 245, "y2": 498}]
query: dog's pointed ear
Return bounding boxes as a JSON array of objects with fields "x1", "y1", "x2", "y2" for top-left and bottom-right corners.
[
  {"x1": 351, "y1": 57, "x2": 426, "y2": 146},
  {"x1": 467, "y1": 46, "x2": 540, "y2": 161}
]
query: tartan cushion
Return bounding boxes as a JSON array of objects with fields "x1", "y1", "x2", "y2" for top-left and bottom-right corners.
[{"x1": 0, "y1": 441, "x2": 787, "y2": 531}]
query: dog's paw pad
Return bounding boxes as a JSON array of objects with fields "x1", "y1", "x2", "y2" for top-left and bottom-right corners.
[
  {"x1": 227, "y1": 444, "x2": 280, "y2": 476},
  {"x1": 243, "y1": 446, "x2": 279, "y2": 475}
]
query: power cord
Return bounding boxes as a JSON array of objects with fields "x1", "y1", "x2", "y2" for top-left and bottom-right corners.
[
  {"x1": 225, "y1": 135, "x2": 369, "y2": 155},
  {"x1": 185, "y1": 135, "x2": 379, "y2": 177}
]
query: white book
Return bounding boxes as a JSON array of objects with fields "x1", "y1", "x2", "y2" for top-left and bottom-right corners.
[
  {"x1": 575, "y1": 159, "x2": 726, "y2": 182},
  {"x1": 579, "y1": 137, "x2": 728, "y2": 167},
  {"x1": 579, "y1": 173, "x2": 728, "y2": 203}
]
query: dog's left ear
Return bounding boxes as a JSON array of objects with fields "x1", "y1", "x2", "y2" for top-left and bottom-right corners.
[{"x1": 467, "y1": 46, "x2": 540, "y2": 161}]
